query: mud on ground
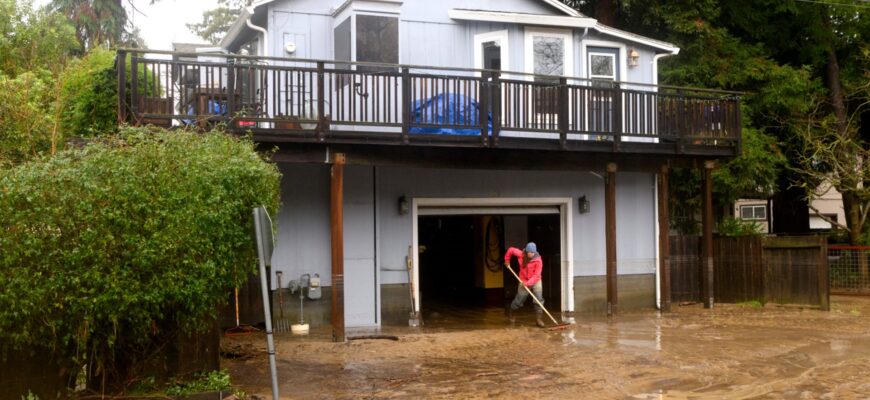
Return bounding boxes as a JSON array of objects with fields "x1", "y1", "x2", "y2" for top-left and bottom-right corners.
[{"x1": 223, "y1": 296, "x2": 870, "y2": 399}]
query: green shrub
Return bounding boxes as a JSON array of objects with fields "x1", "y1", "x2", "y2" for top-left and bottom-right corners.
[
  {"x1": 717, "y1": 217, "x2": 764, "y2": 237},
  {"x1": 165, "y1": 370, "x2": 232, "y2": 397},
  {"x1": 58, "y1": 48, "x2": 163, "y2": 138},
  {"x1": 57, "y1": 48, "x2": 117, "y2": 137},
  {"x1": 0, "y1": 126, "x2": 280, "y2": 387},
  {"x1": 0, "y1": 70, "x2": 56, "y2": 167}
]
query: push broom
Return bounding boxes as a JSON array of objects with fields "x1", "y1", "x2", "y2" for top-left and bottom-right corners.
[{"x1": 504, "y1": 263, "x2": 571, "y2": 331}]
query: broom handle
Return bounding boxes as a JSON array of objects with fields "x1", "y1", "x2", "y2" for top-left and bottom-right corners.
[{"x1": 504, "y1": 263, "x2": 560, "y2": 325}]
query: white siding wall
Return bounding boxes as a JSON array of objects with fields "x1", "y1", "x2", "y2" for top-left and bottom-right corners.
[
  {"x1": 272, "y1": 164, "x2": 657, "y2": 287},
  {"x1": 264, "y1": 0, "x2": 665, "y2": 86}
]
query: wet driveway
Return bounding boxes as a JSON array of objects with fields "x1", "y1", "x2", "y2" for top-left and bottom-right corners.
[{"x1": 223, "y1": 296, "x2": 870, "y2": 399}]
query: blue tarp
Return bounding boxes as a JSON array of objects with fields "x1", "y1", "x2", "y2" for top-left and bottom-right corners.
[
  {"x1": 409, "y1": 93, "x2": 491, "y2": 135},
  {"x1": 182, "y1": 99, "x2": 227, "y2": 126}
]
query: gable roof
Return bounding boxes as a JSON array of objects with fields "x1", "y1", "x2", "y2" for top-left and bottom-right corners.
[{"x1": 220, "y1": 0, "x2": 677, "y2": 55}]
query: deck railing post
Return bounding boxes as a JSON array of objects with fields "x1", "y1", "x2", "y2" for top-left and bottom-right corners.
[
  {"x1": 479, "y1": 76, "x2": 489, "y2": 146},
  {"x1": 401, "y1": 67, "x2": 410, "y2": 144},
  {"x1": 613, "y1": 83, "x2": 622, "y2": 152},
  {"x1": 117, "y1": 50, "x2": 127, "y2": 125},
  {"x1": 559, "y1": 77, "x2": 569, "y2": 149},
  {"x1": 227, "y1": 58, "x2": 236, "y2": 132},
  {"x1": 491, "y1": 72, "x2": 501, "y2": 148},
  {"x1": 130, "y1": 53, "x2": 139, "y2": 125},
  {"x1": 317, "y1": 62, "x2": 327, "y2": 140},
  {"x1": 676, "y1": 90, "x2": 686, "y2": 153},
  {"x1": 733, "y1": 97, "x2": 742, "y2": 156}
]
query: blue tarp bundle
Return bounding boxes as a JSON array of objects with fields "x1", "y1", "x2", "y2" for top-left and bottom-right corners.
[{"x1": 409, "y1": 93, "x2": 491, "y2": 135}]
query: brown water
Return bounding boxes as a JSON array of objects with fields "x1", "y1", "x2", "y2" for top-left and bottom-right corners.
[{"x1": 224, "y1": 296, "x2": 870, "y2": 399}]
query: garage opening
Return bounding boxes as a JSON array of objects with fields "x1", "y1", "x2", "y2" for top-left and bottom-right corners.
[{"x1": 417, "y1": 213, "x2": 562, "y2": 325}]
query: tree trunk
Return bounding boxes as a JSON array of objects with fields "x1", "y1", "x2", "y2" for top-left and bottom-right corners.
[
  {"x1": 822, "y1": 11, "x2": 867, "y2": 280},
  {"x1": 594, "y1": 0, "x2": 617, "y2": 26}
]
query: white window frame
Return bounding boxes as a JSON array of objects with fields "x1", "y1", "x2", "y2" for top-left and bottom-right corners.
[
  {"x1": 521, "y1": 28, "x2": 573, "y2": 131},
  {"x1": 588, "y1": 52, "x2": 617, "y2": 81},
  {"x1": 524, "y1": 28, "x2": 574, "y2": 78},
  {"x1": 740, "y1": 205, "x2": 767, "y2": 221},
  {"x1": 473, "y1": 30, "x2": 509, "y2": 74},
  {"x1": 580, "y1": 39, "x2": 627, "y2": 81}
]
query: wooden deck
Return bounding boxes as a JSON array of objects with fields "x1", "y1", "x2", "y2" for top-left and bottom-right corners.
[{"x1": 118, "y1": 49, "x2": 741, "y2": 158}]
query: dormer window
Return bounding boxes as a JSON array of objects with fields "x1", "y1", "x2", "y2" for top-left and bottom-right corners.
[
  {"x1": 332, "y1": 0, "x2": 401, "y2": 73},
  {"x1": 356, "y1": 14, "x2": 398, "y2": 71}
]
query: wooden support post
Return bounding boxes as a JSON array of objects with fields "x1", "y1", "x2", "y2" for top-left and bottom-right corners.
[
  {"x1": 330, "y1": 153, "x2": 346, "y2": 342},
  {"x1": 605, "y1": 162, "x2": 618, "y2": 316},
  {"x1": 658, "y1": 165, "x2": 671, "y2": 312},
  {"x1": 818, "y1": 236, "x2": 830, "y2": 311},
  {"x1": 701, "y1": 160, "x2": 715, "y2": 309}
]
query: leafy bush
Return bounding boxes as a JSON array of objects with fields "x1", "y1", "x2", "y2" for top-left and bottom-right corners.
[
  {"x1": 717, "y1": 217, "x2": 764, "y2": 237},
  {"x1": 165, "y1": 370, "x2": 232, "y2": 397},
  {"x1": 0, "y1": 70, "x2": 56, "y2": 167},
  {"x1": 57, "y1": 48, "x2": 117, "y2": 137},
  {"x1": 0, "y1": 126, "x2": 280, "y2": 388},
  {"x1": 57, "y1": 48, "x2": 163, "y2": 138}
]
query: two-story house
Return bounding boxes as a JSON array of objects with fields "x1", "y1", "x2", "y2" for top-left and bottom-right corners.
[{"x1": 118, "y1": 0, "x2": 740, "y2": 339}]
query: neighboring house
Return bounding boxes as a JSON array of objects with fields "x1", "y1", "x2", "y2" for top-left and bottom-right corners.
[
  {"x1": 736, "y1": 182, "x2": 845, "y2": 233},
  {"x1": 119, "y1": 0, "x2": 741, "y2": 336}
]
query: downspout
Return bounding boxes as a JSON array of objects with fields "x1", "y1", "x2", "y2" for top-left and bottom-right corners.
[
  {"x1": 246, "y1": 5, "x2": 269, "y2": 57},
  {"x1": 651, "y1": 50, "x2": 678, "y2": 86},
  {"x1": 652, "y1": 50, "x2": 677, "y2": 310}
]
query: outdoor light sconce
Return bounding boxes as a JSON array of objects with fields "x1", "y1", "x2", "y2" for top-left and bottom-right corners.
[
  {"x1": 578, "y1": 196, "x2": 590, "y2": 214},
  {"x1": 398, "y1": 195, "x2": 409, "y2": 215},
  {"x1": 628, "y1": 48, "x2": 640, "y2": 67}
]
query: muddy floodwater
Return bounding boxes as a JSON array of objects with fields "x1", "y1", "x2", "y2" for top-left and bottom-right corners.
[{"x1": 223, "y1": 296, "x2": 870, "y2": 399}]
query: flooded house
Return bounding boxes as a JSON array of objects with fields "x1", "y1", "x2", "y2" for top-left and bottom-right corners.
[{"x1": 119, "y1": 0, "x2": 741, "y2": 339}]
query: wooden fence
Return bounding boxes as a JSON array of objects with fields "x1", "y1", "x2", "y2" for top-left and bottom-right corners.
[{"x1": 670, "y1": 235, "x2": 829, "y2": 309}]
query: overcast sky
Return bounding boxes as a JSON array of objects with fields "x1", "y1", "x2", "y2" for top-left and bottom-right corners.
[{"x1": 32, "y1": 0, "x2": 223, "y2": 50}]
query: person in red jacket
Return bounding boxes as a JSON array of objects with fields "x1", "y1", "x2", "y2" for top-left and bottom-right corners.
[{"x1": 504, "y1": 242, "x2": 545, "y2": 327}]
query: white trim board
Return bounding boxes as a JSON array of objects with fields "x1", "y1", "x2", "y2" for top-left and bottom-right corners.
[
  {"x1": 449, "y1": 9, "x2": 596, "y2": 29},
  {"x1": 411, "y1": 197, "x2": 575, "y2": 314}
]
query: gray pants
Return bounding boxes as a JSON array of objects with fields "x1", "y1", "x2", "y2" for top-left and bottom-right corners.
[{"x1": 510, "y1": 281, "x2": 543, "y2": 313}]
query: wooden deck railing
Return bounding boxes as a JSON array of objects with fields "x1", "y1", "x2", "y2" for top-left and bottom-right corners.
[{"x1": 117, "y1": 49, "x2": 741, "y2": 156}]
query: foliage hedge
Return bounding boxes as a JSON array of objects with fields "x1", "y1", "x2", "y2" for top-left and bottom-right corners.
[
  {"x1": 58, "y1": 48, "x2": 163, "y2": 139},
  {"x1": 0, "y1": 127, "x2": 280, "y2": 385}
]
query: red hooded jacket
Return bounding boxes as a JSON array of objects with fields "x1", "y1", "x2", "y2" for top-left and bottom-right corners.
[{"x1": 504, "y1": 247, "x2": 542, "y2": 287}]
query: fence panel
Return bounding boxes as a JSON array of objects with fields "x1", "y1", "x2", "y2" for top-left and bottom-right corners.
[
  {"x1": 828, "y1": 245, "x2": 870, "y2": 295},
  {"x1": 669, "y1": 235, "x2": 828, "y2": 309},
  {"x1": 762, "y1": 236, "x2": 828, "y2": 309},
  {"x1": 714, "y1": 236, "x2": 763, "y2": 303},
  {"x1": 669, "y1": 235, "x2": 700, "y2": 302}
]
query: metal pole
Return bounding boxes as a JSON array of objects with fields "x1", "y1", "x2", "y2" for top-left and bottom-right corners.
[{"x1": 253, "y1": 208, "x2": 279, "y2": 400}]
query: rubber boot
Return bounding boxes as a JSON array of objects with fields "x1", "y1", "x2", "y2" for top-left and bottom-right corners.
[
  {"x1": 507, "y1": 307, "x2": 516, "y2": 323},
  {"x1": 535, "y1": 311, "x2": 545, "y2": 328}
]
